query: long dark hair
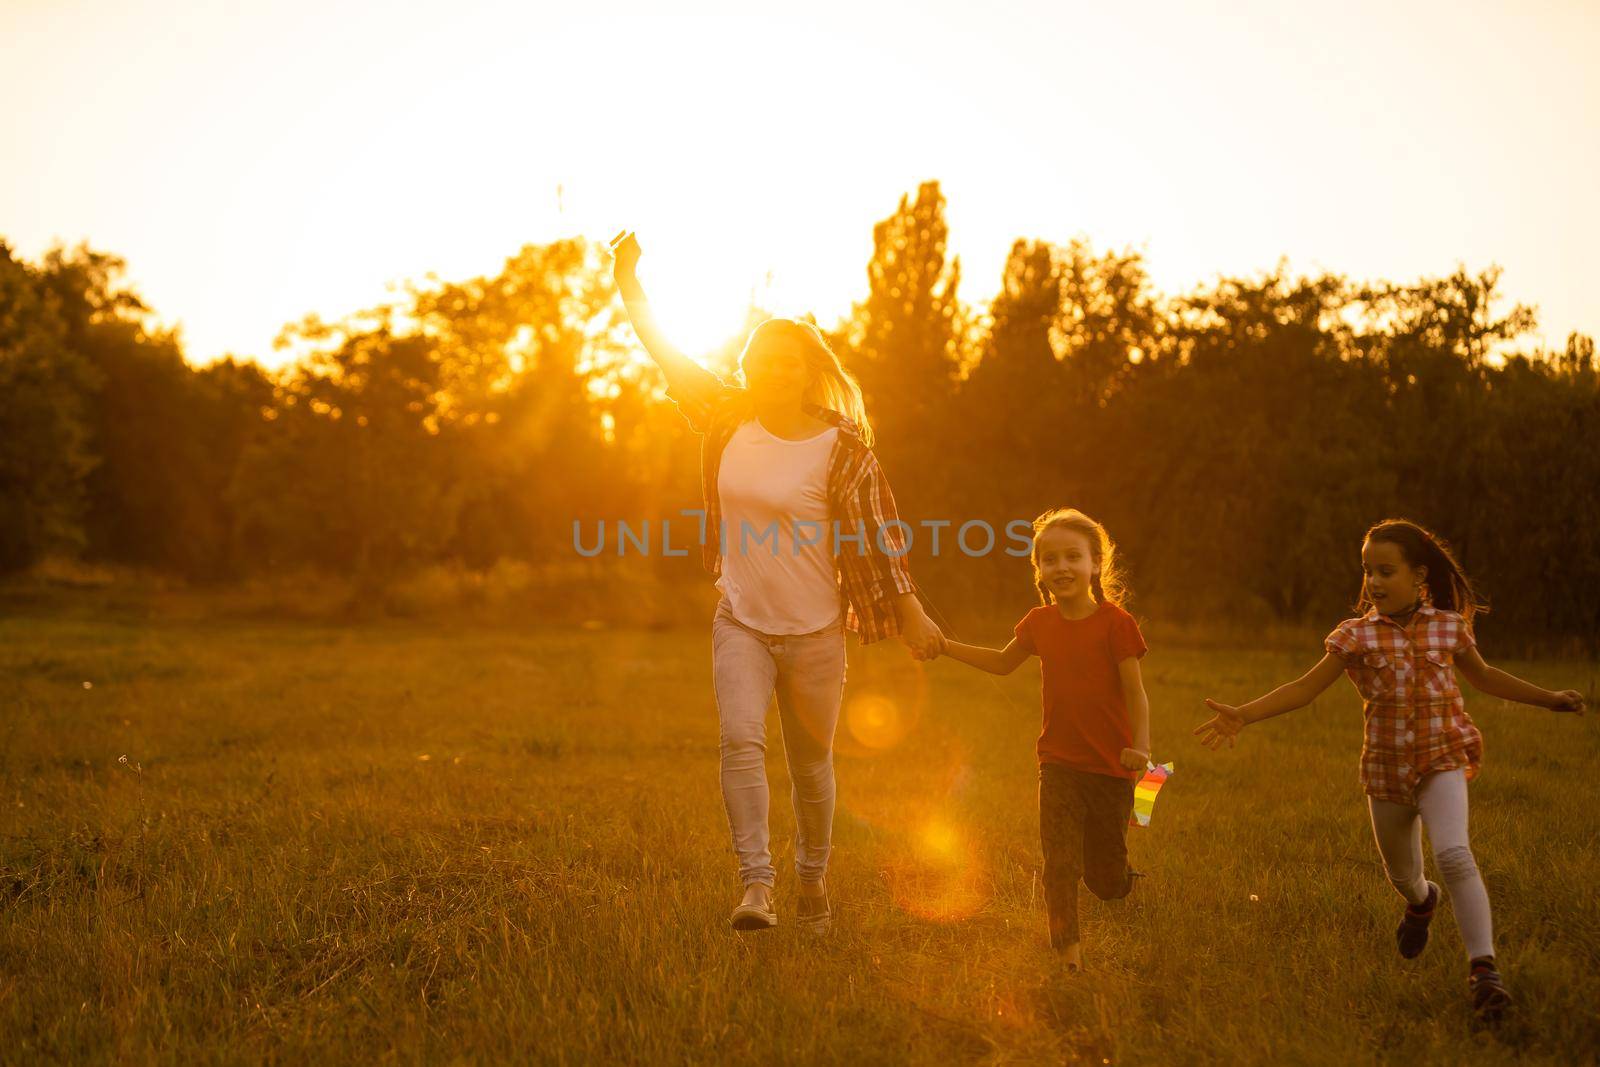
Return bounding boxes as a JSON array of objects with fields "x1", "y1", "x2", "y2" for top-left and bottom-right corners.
[{"x1": 1360, "y1": 519, "x2": 1487, "y2": 625}]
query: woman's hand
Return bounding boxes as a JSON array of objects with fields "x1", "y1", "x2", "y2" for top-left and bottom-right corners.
[
  {"x1": 608, "y1": 230, "x2": 642, "y2": 279},
  {"x1": 1549, "y1": 689, "x2": 1587, "y2": 714},
  {"x1": 1194, "y1": 698, "x2": 1246, "y2": 750},
  {"x1": 898, "y1": 601, "x2": 943, "y2": 661},
  {"x1": 1119, "y1": 747, "x2": 1150, "y2": 772}
]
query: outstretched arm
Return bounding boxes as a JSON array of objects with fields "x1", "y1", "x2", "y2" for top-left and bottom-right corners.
[
  {"x1": 609, "y1": 231, "x2": 719, "y2": 397},
  {"x1": 1454, "y1": 648, "x2": 1586, "y2": 712},
  {"x1": 941, "y1": 637, "x2": 1031, "y2": 676},
  {"x1": 1194, "y1": 653, "x2": 1347, "y2": 750}
]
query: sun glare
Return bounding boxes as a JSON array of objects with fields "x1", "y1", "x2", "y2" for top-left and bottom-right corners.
[
  {"x1": 886, "y1": 815, "x2": 989, "y2": 924},
  {"x1": 844, "y1": 693, "x2": 915, "y2": 751},
  {"x1": 623, "y1": 240, "x2": 765, "y2": 360},
  {"x1": 918, "y1": 820, "x2": 962, "y2": 864}
]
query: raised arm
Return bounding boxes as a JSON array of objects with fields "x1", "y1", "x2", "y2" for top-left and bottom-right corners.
[
  {"x1": 608, "y1": 231, "x2": 719, "y2": 397},
  {"x1": 1454, "y1": 648, "x2": 1586, "y2": 712},
  {"x1": 1194, "y1": 653, "x2": 1347, "y2": 750},
  {"x1": 941, "y1": 637, "x2": 1031, "y2": 676}
]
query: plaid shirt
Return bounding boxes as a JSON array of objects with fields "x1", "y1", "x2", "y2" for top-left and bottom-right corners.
[
  {"x1": 664, "y1": 366, "x2": 917, "y2": 645},
  {"x1": 1324, "y1": 605, "x2": 1484, "y2": 805}
]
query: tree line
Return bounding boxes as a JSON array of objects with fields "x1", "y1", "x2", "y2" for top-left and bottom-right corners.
[{"x1": 3, "y1": 181, "x2": 1596, "y2": 646}]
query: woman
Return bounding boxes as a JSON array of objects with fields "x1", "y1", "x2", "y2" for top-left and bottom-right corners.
[{"x1": 609, "y1": 231, "x2": 943, "y2": 934}]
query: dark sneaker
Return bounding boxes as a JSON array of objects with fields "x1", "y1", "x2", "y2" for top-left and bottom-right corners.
[
  {"x1": 1396, "y1": 881, "x2": 1439, "y2": 959},
  {"x1": 1468, "y1": 958, "x2": 1512, "y2": 1025},
  {"x1": 796, "y1": 887, "x2": 831, "y2": 934}
]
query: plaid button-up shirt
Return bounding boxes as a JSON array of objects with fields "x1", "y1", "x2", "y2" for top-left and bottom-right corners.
[
  {"x1": 1324, "y1": 605, "x2": 1484, "y2": 805},
  {"x1": 664, "y1": 366, "x2": 917, "y2": 645}
]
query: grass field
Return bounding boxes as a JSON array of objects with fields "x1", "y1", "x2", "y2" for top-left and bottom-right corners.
[{"x1": 3, "y1": 594, "x2": 1598, "y2": 1064}]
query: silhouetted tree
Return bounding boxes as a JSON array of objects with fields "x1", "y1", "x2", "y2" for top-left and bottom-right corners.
[
  {"x1": 4, "y1": 196, "x2": 1596, "y2": 646},
  {"x1": 839, "y1": 181, "x2": 967, "y2": 513},
  {"x1": 0, "y1": 243, "x2": 96, "y2": 571}
]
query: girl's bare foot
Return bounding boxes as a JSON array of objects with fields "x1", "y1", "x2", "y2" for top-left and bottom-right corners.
[{"x1": 1060, "y1": 942, "x2": 1083, "y2": 973}]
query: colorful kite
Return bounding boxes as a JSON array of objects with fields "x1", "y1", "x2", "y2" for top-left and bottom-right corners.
[{"x1": 1130, "y1": 761, "x2": 1173, "y2": 828}]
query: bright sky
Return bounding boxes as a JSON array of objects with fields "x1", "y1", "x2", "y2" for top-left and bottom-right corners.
[{"x1": 4, "y1": 0, "x2": 1597, "y2": 368}]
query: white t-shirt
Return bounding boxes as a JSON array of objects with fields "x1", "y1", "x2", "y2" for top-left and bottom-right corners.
[{"x1": 715, "y1": 418, "x2": 843, "y2": 634}]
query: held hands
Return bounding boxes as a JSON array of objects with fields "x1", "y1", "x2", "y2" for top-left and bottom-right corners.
[
  {"x1": 1119, "y1": 747, "x2": 1150, "y2": 772},
  {"x1": 1193, "y1": 698, "x2": 1246, "y2": 750},
  {"x1": 899, "y1": 604, "x2": 944, "y2": 662},
  {"x1": 1549, "y1": 689, "x2": 1587, "y2": 714},
  {"x1": 607, "y1": 230, "x2": 642, "y2": 278}
]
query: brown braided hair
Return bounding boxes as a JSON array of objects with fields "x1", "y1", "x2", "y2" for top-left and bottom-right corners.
[{"x1": 1030, "y1": 508, "x2": 1128, "y2": 608}]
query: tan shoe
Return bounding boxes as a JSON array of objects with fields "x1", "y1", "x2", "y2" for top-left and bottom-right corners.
[
  {"x1": 796, "y1": 883, "x2": 831, "y2": 934},
  {"x1": 731, "y1": 887, "x2": 777, "y2": 931}
]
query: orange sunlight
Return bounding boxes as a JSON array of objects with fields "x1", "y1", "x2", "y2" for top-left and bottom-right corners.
[
  {"x1": 9, "y1": 3, "x2": 1594, "y2": 367},
  {"x1": 887, "y1": 815, "x2": 989, "y2": 924}
]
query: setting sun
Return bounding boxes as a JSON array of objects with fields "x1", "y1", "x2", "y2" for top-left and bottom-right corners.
[
  {"x1": 9, "y1": 2, "x2": 1593, "y2": 367},
  {"x1": 628, "y1": 240, "x2": 762, "y2": 359}
]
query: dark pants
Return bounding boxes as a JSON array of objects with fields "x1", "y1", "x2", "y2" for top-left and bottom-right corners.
[{"x1": 1039, "y1": 762, "x2": 1135, "y2": 950}]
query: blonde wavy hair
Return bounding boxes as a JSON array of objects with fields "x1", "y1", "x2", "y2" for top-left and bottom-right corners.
[
  {"x1": 738, "y1": 318, "x2": 874, "y2": 446},
  {"x1": 1030, "y1": 507, "x2": 1128, "y2": 607}
]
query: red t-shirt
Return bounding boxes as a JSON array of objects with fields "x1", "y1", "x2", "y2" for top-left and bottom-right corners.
[{"x1": 1013, "y1": 600, "x2": 1148, "y2": 779}]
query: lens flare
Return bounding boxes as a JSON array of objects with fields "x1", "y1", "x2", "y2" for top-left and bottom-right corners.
[
  {"x1": 833, "y1": 651, "x2": 929, "y2": 759},
  {"x1": 884, "y1": 814, "x2": 990, "y2": 924},
  {"x1": 918, "y1": 819, "x2": 961, "y2": 863},
  {"x1": 844, "y1": 693, "x2": 913, "y2": 751}
]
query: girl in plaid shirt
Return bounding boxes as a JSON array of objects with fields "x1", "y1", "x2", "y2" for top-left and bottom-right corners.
[{"x1": 1194, "y1": 519, "x2": 1585, "y2": 1024}]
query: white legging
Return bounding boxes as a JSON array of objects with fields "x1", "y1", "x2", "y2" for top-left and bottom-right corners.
[{"x1": 1367, "y1": 768, "x2": 1495, "y2": 960}]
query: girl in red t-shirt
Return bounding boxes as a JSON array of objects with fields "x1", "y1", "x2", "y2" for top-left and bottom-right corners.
[{"x1": 937, "y1": 508, "x2": 1153, "y2": 971}]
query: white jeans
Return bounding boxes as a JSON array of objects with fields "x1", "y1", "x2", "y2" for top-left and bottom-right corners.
[
  {"x1": 711, "y1": 596, "x2": 846, "y2": 888},
  {"x1": 1368, "y1": 768, "x2": 1495, "y2": 960}
]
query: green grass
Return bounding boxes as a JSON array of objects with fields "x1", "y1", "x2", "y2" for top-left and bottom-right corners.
[{"x1": 3, "y1": 598, "x2": 1597, "y2": 1064}]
